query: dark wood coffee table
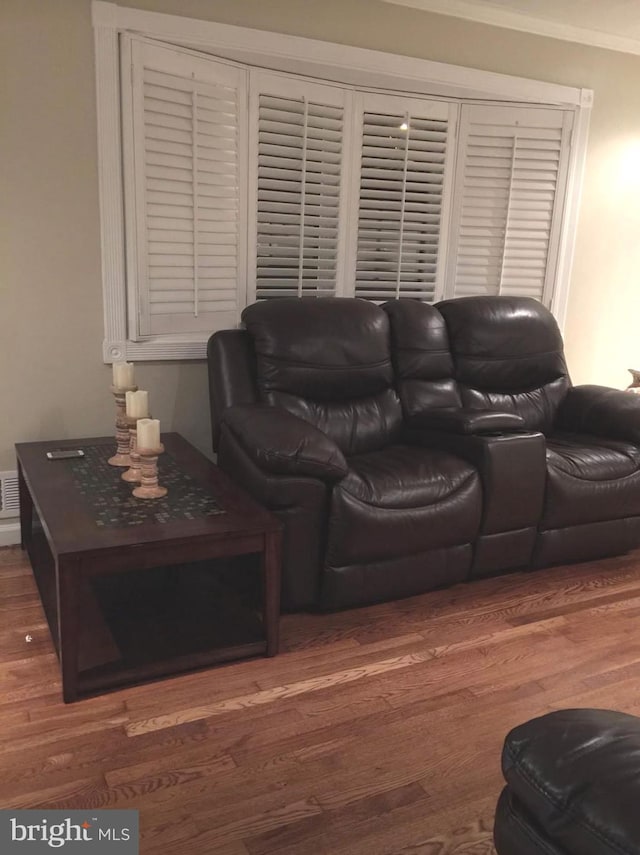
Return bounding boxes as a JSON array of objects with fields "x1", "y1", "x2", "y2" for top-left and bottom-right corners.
[{"x1": 15, "y1": 433, "x2": 282, "y2": 702}]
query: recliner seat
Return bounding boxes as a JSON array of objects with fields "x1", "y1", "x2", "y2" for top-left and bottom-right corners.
[
  {"x1": 389, "y1": 295, "x2": 640, "y2": 576},
  {"x1": 214, "y1": 297, "x2": 482, "y2": 609},
  {"x1": 537, "y1": 426, "x2": 640, "y2": 565},
  {"x1": 324, "y1": 443, "x2": 480, "y2": 608},
  {"x1": 208, "y1": 295, "x2": 640, "y2": 611}
]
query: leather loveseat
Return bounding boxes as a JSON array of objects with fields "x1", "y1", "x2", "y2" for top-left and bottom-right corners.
[{"x1": 208, "y1": 295, "x2": 640, "y2": 611}]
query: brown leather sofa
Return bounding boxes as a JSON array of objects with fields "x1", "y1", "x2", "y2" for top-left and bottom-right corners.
[
  {"x1": 494, "y1": 708, "x2": 640, "y2": 854},
  {"x1": 208, "y1": 296, "x2": 640, "y2": 611}
]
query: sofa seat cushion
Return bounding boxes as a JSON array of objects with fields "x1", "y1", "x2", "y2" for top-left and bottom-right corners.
[
  {"x1": 547, "y1": 432, "x2": 640, "y2": 479},
  {"x1": 326, "y1": 445, "x2": 481, "y2": 565},
  {"x1": 541, "y1": 432, "x2": 640, "y2": 530},
  {"x1": 344, "y1": 444, "x2": 476, "y2": 506}
]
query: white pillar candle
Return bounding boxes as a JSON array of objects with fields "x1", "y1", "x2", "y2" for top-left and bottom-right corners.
[
  {"x1": 137, "y1": 418, "x2": 160, "y2": 449},
  {"x1": 112, "y1": 361, "x2": 135, "y2": 388},
  {"x1": 125, "y1": 390, "x2": 149, "y2": 418}
]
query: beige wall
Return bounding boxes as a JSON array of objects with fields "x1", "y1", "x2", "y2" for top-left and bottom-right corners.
[{"x1": 3, "y1": 0, "x2": 640, "y2": 472}]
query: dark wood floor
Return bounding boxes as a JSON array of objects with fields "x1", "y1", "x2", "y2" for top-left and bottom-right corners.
[{"x1": 4, "y1": 545, "x2": 640, "y2": 853}]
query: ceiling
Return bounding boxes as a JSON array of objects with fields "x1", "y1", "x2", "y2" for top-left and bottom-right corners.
[{"x1": 382, "y1": 0, "x2": 640, "y2": 55}]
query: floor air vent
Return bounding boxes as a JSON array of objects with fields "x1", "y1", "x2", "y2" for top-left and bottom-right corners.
[{"x1": 0, "y1": 471, "x2": 20, "y2": 519}]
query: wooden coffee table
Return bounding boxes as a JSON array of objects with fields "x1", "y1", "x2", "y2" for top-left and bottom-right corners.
[{"x1": 16, "y1": 433, "x2": 282, "y2": 702}]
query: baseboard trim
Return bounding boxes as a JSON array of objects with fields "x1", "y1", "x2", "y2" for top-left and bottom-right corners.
[{"x1": 0, "y1": 521, "x2": 20, "y2": 547}]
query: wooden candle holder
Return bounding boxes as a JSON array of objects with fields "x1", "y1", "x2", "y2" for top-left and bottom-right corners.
[
  {"x1": 132, "y1": 443, "x2": 167, "y2": 499},
  {"x1": 108, "y1": 384, "x2": 138, "y2": 467},
  {"x1": 121, "y1": 415, "x2": 143, "y2": 483}
]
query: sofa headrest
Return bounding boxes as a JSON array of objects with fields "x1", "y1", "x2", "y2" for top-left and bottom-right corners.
[
  {"x1": 241, "y1": 297, "x2": 394, "y2": 401},
  {"x1": 382, "y1": 300, "x2": 454, "y2": 380},
  {"x1": 436, "y1": 296, "x2": 568, "y2": 391}
]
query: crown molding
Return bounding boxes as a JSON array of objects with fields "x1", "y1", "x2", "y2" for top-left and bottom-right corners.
[{"x1": 382, "y1": 0, "x2": 640, "y2": 57}]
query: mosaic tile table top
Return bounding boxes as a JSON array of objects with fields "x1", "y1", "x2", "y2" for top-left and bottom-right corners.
[{"x1": 69, "y1": 444, "x2": 225, "y2": 528}]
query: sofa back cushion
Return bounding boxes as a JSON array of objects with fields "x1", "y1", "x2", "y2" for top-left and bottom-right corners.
[
  {"x1": 382, "y1": 300, "x2": 461, "y2": 418},
  {"x1": 437, "y1": 296, "x2": 570, "y2": 432},
  {"x1": 241, "y1": 298, "x2": 402, "y2": 455}
]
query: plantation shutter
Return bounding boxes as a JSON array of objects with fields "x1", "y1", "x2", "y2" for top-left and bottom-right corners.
[
  {"x1": 124, "y1": 40, "x2": 247, "y2": 337},
  {"x1": 249, "y1": 72, "x2": 347, "y2": 299},
  {"x1": 445, "y1": 104, "x2": 573, "y2": 304},
  {"x1": 351, "y1": 94, "x2": 453, "y2": 303}
]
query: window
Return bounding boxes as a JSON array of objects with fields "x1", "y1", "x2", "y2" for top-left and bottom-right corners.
[
  {"x1": 248, "y1": 73, "x2": 348, "y2": 299},
  {"x1": 351, "y1": 93, "x2": 453, "y2": 302},
  {"x1": 444, "y1": 104, "x2": 573, "y2": 302},
  {"x1": 93, "y1": 2, "x2": 591, "y2": 361},
  {"x1": 122, "y1": 40, "x2": 247, "y2": 339}
]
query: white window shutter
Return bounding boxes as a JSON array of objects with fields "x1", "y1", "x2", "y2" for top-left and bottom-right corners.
[
  {"x1": 445, "y1": 104, "x2": 573, "y2": 304},
  {"x1": 124, "y1": 40, "x2": 247, "y2": 338},
  {"x1": 248, "y1": 72, "x2": 347, "y2": 300},
  {"x1": 350, "y1": 94, "x2": 453, "y2": 303}
]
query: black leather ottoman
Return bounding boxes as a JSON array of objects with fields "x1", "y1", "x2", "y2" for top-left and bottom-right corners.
[{"x1": 494, "y1": 708, "x2": 640, "y2": 854}]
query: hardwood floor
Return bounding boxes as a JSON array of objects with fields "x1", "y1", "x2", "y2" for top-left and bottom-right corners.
[{"x1": 4, "y1": 544, "x2": 640, "y2": 853}]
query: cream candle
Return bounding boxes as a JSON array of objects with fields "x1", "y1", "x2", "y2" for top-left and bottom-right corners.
[
  {"x1": 112, "y1": 361, "x2": 135, "y2": 388},
  {"x1": 125, "y1": 390, "x2": 149, "y2": 418},
  {"x1": 137, "y1": 418, "x2": 160, "y2": 449}
]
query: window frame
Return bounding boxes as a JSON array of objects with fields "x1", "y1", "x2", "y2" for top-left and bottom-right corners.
[{"x1": 93, "y1": 0, "x2": 592, "y2": 363}]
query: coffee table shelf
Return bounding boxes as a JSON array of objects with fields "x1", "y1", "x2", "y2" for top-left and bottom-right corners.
[{"x1": 16, "y1": 434, "x2": 282, "y2": 702}]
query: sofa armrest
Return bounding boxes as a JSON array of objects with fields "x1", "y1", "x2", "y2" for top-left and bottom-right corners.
[
  {"x1": 221, "y1": 404, "x2": 348, "y2": 484},
  {"x1": 408, "y1": 408, "x2": 525, "y2": 435},
  {"x1": 557, "y1": 385, "x2": 640, "y2": 444},
  {"x1": 218, "y1": 426, "x2": 329, "y2": 609}
]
